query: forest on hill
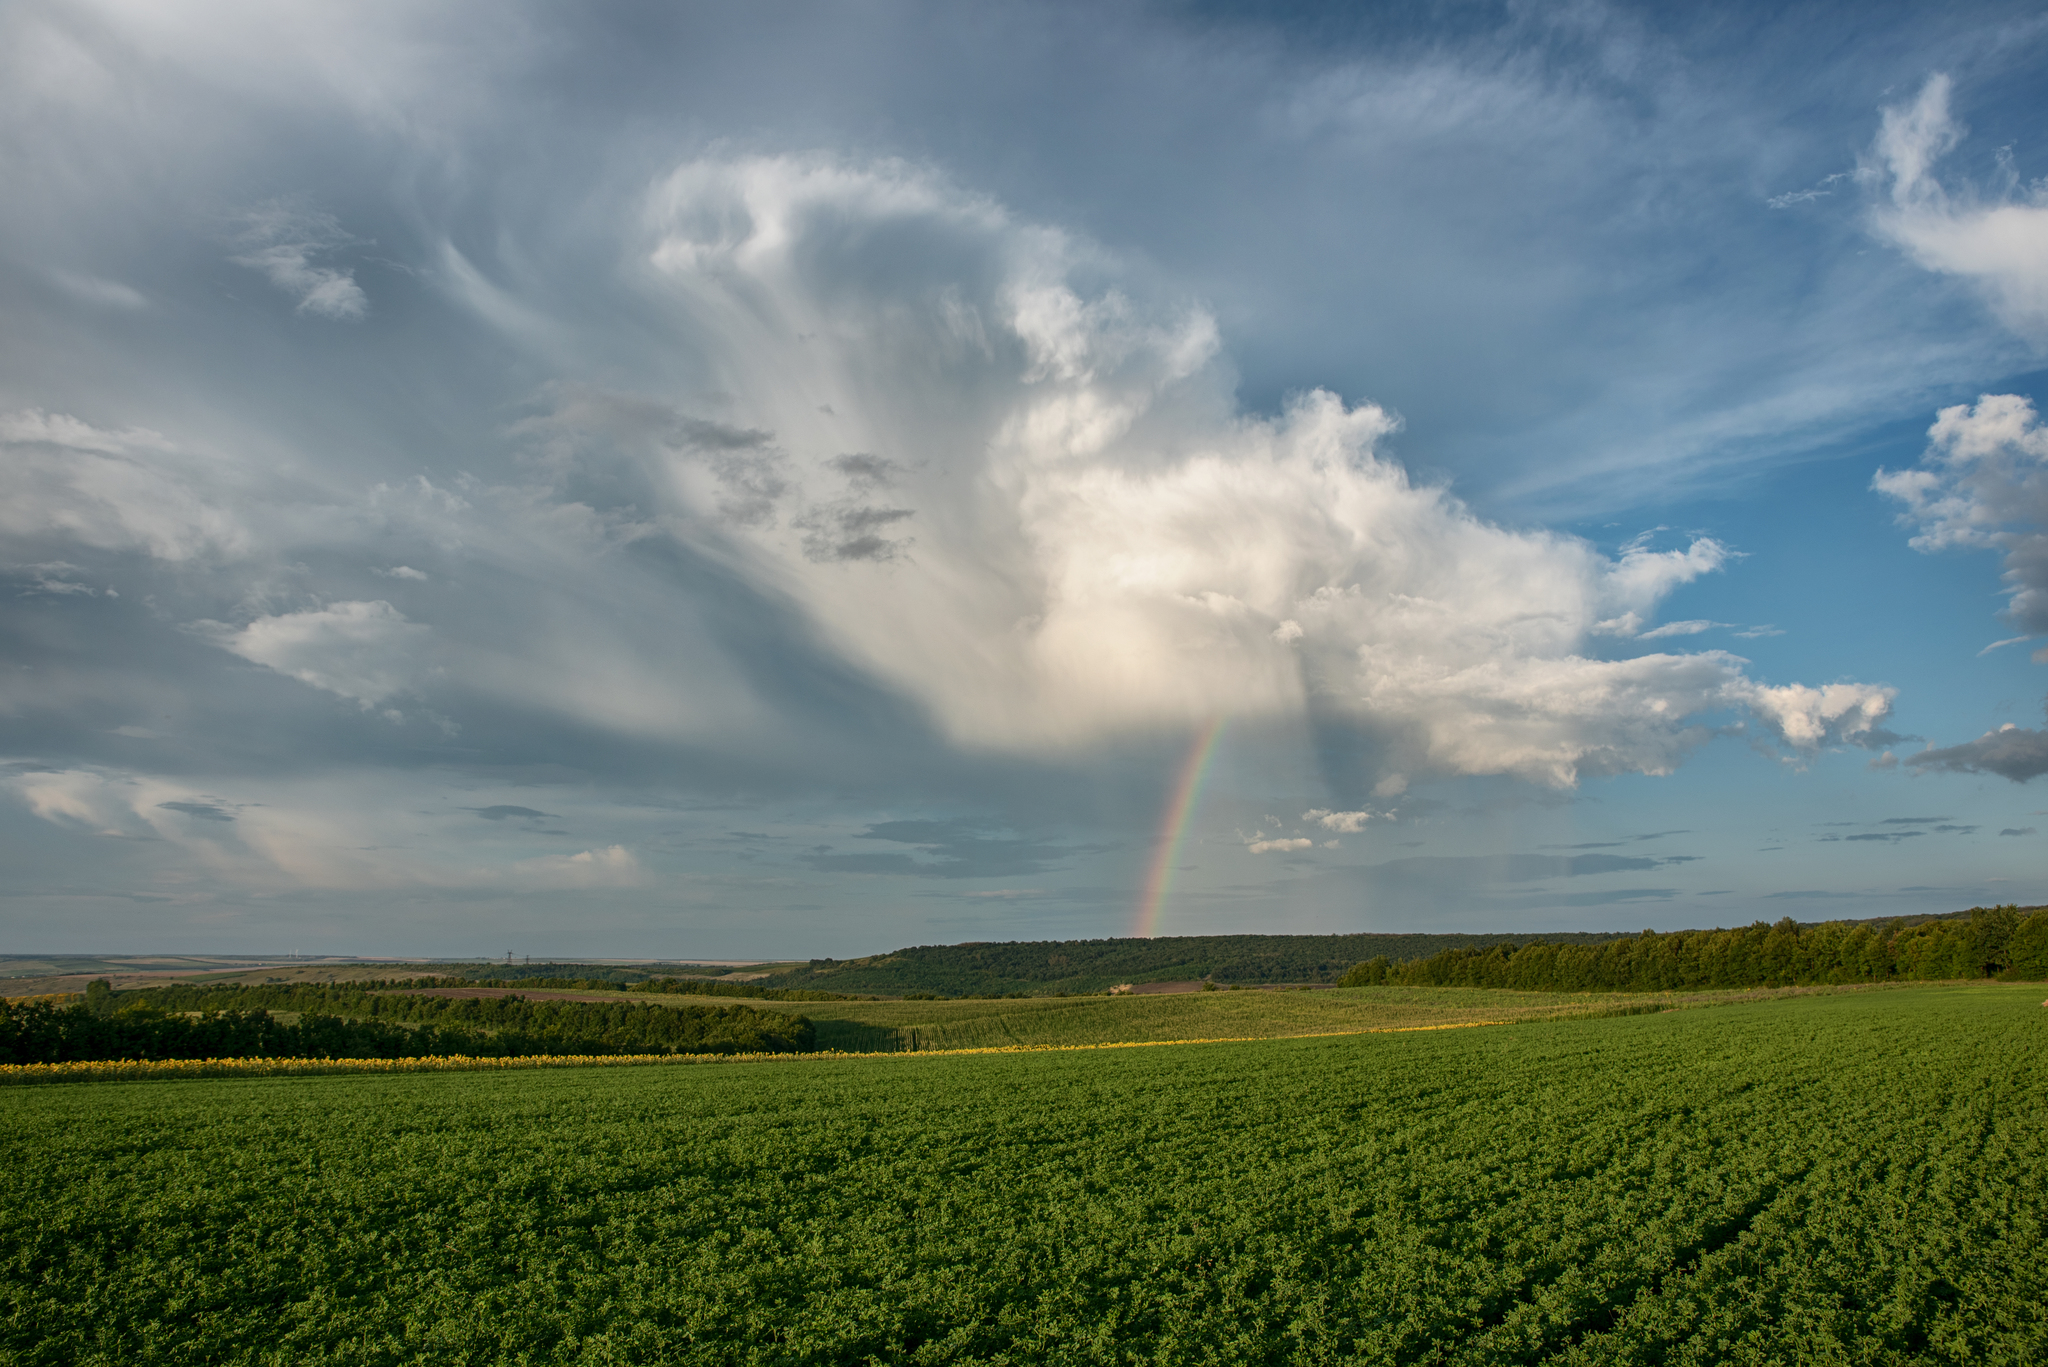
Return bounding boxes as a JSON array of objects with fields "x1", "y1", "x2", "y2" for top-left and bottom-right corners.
[
  {"x1": 752, "y1": 931, "x2": 1636, "y2": 996},
  {"x1": 1342, "y1": 905, "x2": 2048, "y2": 991}
]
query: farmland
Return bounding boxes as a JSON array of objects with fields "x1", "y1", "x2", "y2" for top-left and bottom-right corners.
[
  {"x1": 772, "y1": 981, "x2": 1904, "y2": 1052},
  {"x1": 3, "y1": 984, "x2": 2042, "y2": 1364}
]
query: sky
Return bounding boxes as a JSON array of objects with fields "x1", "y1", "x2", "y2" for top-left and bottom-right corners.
[{"x1": 3, "y1": 0, "x2": 2047, "y2": 959}]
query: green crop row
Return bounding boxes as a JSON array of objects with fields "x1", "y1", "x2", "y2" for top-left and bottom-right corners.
[{"x1": 1, "y1": 983, "x2": 2040, "y2": 1364}]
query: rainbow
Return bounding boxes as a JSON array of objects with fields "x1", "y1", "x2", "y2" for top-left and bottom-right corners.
[{"x1": 1131, "y1": 717, "x2": 1226, "y2": 938}]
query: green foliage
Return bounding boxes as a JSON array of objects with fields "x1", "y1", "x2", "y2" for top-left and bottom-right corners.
[
  {"x1": 630, "y1": 977, "x2": 876, "y2": 1003},
  {"x1": 80, "y1": 979, "x2": 113, "y2": 1018},
  {"x1": 1342, "y1": 906, "x2": 2048, "y2": 991},
  {"x1": 0, "y1": 986, "x2": 2040, "y2": 1363},
  {"x1": 4, "y1": 983, "x2": 817, "y2": 1061},
  {"x1": 760, "y1": 930, "x2": 1640, "y2": 996}
]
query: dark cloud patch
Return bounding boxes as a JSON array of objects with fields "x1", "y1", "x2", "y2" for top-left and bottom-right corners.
[
  {"x1": 2000, "y1": 827, "x2": 2036, "y2": 837},
  {"x1": 673, "y1": 417, "x2": 773, "y2": 452},
  {"x1": 158, "y1": 801, "x2": 232, "y2": 822},
  {"x1": 1880, "y1": 816, "x2": 1951, "y2": 825},
  {"x1": 799, "y1": 504, "x2": 915, "y2": 563},
  {"x1": 708, "y1": 451, "x2": 791, "y2": 527},
  {"x1": 1839, "y1": 832, "x2": 1923, "y2": 843},
  {"x1": 470, "y1": 806, "x2": 554, "y2": 821},
  {"x1": 1906, "y1": 724, "x2": 2048, "y2": 783},
  {"x1": 830, "y1": 454, "x2": 900, "y2": 489}
]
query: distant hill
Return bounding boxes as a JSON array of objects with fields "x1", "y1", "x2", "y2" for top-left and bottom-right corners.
[{"x1": 753, "y1": 931, "x2": 1638, "y2": 997}]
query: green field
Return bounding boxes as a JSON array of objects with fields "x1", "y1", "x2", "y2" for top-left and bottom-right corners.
[
  {"x1": 3, "y1": 983, "x2": 2042, "y2": 1363},
  {"x1": 763, "y1": 982, "x2": 1900, "y2": 1052}
]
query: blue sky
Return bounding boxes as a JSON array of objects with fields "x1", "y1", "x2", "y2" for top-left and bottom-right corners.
[{"x1": 3, "y1": 0, "x2": 2046, "y2": 958}]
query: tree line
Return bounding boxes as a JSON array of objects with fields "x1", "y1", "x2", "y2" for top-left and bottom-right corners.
[
  {"x1": 757, "y1": 931, "x2": 1640, "y2": 996},
  {"x1": 455, "y1": 975, "x2": 874, "y2": 1003},
  {"x1": 1339, "y1": 906, "x2": 2048, "y2": 991},
  {"x1": 0, "y1": 980, "x2": 815, "y2": 1065}
]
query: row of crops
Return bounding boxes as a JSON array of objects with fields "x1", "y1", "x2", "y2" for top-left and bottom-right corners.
[{"x1": 1, "y1": 984, "x2": 2038, "y2": 1363}]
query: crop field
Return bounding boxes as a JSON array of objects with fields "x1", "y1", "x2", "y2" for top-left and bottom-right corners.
[
  {"x1": 2, "y1": 984, "x2": 2042, "y2": 1365},
  {"x1": 751, "y1": 981, "x2": 1910, "y2": 1052}
]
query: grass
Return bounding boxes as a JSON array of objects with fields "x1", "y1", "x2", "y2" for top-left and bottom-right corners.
[{"x1": 2, "y1": 983, "x2": 2041, "y2": 1364}]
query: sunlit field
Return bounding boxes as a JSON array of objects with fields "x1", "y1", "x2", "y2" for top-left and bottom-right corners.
[{"x1": 4, "y1": 985, "x2": 2040, "y2": 1365}]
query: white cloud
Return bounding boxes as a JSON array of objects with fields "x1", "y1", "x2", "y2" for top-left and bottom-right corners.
[
  {"x1": 1636, "y1": 619, "x2": 1727, "y2": 640},
  {"x1": 376, "y1": 565, "x2": 429, "y2": 580},
  {"x1": 1868, "y1": 74, "x2": 2048, "y2": 342},
  {"x1": 622, "y1": 155, "x2": 1887, "y2": 785},
  {"x1": 1874, "y1": 393, "x2": 2048, "y2": 639},
  {"x1": 229, "y1": 202, "x2": 369, "y2": 320},
  {"x1": 1304, "y1": 808, "x2": 1375, "y2": 833},
  {"x1": 198, "y1": 600, "x2": 428, "y2": 708},
  {"x1": 0, "y1": 409, "x2": 254, "y2": 561},
  {"x1": 1248, "y1": 836, "x2": 1313, "y2": 854}
]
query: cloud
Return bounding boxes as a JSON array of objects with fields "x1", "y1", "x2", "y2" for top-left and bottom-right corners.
[
  {"x1": 624, "y1": 155, "x2": 1889, "y2": 785},
  {"x1": 511, "y1": 845, "x2": 641, "y2": 888},
  {"x1": 229, "y1": 202, "x2": 369, "y2": 320},
  {"x1": 1875, "y1": 394, "x2": 2048, "y2": 642},
  {"x1": 2000, "y1": 827, "x2": 2036, "y2": 836},
  {"x1": 1905, "y1": 717, "x2": 2048, "y2": 783},
  {"x1": 1635, "y1": 619, "x2": 1728, "y2": 640},
  {"x1": 377, "y1": 565, "x2": 429, "y2": 580},
  {"x1": 1248, "y1": 836, "x2": 1313, "y2": 854},
  {"x1": 471, "y1": 806, "x2": 554, "y2": 821},
  {"x1": 0, "y1": 410, "x2": 255, "y2": 561},
  {"x1": 197, "y1": 601, "x2": 429, "y2": 709},
  {"x1": 1303, "y1": 808, "x2": 1375, "y2": 833},
  {"x1": 1867, "y1": 74, "x2": 2048, "y2": 342}
]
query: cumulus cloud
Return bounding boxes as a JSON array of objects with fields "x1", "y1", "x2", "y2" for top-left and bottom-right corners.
[
  {"x1": 229, "y1": 203, "x2": 369, "y2": 320},
  {"x1": 1248, "y1": 836, "x2": 1313, "y2": 854},
  {"x1": 0, "y1": 152, "x2": 1897, "y2": 800},
  {"x1": 1906, "y1": 718, "x2": 2048, "y2": 783},
  {"x1": 1305, "y1": 808, "x2": 1376, "y2": 833},
  {"x1": 197, "y1": 601, "x2": 429, "y2": 709},
  {"x1": 618, "y1": 155, "x2": 1889, "y2": 785},
  {"x1": 1875, "y1": 393, "x2": 2048, "y2": 643},
  {"x1": 1868, "y1": 75, "x2": 2048, "y2": 341}
]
